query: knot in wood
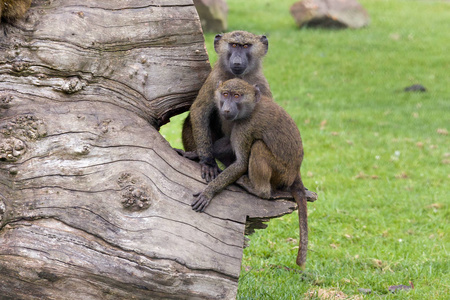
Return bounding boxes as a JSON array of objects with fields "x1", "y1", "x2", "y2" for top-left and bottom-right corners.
[
  {"x1": 2, "y1": 115, "x2": 47, "y2": 140},
  {"x1": 121, "y1": 186, "x2": 151, "y2": 211},
  {"x1": 0, "y1": 94, "x2": 14, "y2": 108},
  {"x1": 97, "y1": 119, "x2": 112, "y2": 134},
  {"x1": 73, "y1": 144, "x2": 90, "y2": 156},
  {"x1": 0, "y1": 137, "x2": 26, "y2": 161},
  {"x1": 54, "y1": 77, "x2": 87, "y2": 94},
  {"x1": 12, "y1": 60, "x2": 30, "y2": 73},
  {"x1": 117, "y1": 172, "x2": 152, "y2": 211}
]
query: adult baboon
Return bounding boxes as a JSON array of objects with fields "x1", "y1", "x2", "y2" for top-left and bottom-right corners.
[
  {"x1": 192, "y1": 79, "x2": 309, "y2": 267},
  {"x1": 181, "y1": 31, "x2": 271, "y2": 182},
  {"x1": 0, "y1": 0, "x2": 31, "y2": 22}
]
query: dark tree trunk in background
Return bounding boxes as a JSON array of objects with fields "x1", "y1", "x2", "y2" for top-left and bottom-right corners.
[{"x1": 0, "y1": 1, "x2": 298, "y2": 299}]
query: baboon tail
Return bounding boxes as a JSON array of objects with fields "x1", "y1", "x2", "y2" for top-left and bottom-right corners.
[{"x1": 291, "y1": 175, "x2": 308, "y2": 269}]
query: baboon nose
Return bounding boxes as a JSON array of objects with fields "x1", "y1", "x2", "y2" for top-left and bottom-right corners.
[{"x1": 232, "y1": 57, "x2": 242, "y2": 66}]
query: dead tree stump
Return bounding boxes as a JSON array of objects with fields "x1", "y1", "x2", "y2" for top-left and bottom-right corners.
[{"x1": 0, "y1": 1, "x2": 300, "y2": 299}]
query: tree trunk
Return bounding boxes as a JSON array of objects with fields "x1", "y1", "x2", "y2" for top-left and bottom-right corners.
[{"x1": 0, "y1": 1, "x2": 298, "y2": 299}]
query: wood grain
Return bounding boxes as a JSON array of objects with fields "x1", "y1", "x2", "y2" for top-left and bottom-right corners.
[{"x1": 0, "y1": 1, "x2": 299, "y2": 299}]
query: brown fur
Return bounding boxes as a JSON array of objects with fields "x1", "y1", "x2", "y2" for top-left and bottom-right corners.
[
  {"x1": 181, "y1": 31, "x2": 271, "y2": 182},
  {"x1": 192, "y1": 79, "x2": 309, "y2": 268},
  {"x1": 0, "y1": 0, "x2": 31, "y2": 22}
]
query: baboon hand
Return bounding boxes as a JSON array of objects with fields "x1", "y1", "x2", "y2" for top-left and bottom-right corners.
[
  {"x1": 192, "y1": 192, "x2": 211, "y2": 212},
  {"x1": 200, "y1": 161, "x2": 219, "y2": 183}
]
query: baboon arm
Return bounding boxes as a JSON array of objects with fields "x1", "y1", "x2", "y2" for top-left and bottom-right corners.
[
  {"x1": 190, "y1": 80, "x2": 221, "y2": 182},
  {"x1": 203, "y1": 161, "x2": 248, "y2": 198},
  {"x1": 203, "y1": 134, "x2": 254, "y2": 198},
  {"x1": 192, "y1": 159, "x2": 248, "y2": 212},
  {"x1": 190, "y1": 85, "x2": 216, "y2": 165}
]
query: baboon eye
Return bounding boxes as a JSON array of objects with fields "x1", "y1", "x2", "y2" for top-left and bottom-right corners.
[
  {"x1": 234, "y1": 94, "x2": 240, "y2": 98},
  {"x1": 232, "y1": 44, "x2": 237, "y2": 48},
  {"x1": 223, "y1": 92, "x2": 229, "y2": 97},
  {"x1": 243, "y1": 44, "x2": 249, "y2": 48}
]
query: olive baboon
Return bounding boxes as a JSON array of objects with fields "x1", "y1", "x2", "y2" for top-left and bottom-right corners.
[
  {"x1": 191, "y1": 78, "x2": 309, "y2": 268},
  {"x1": 181, "y1": 31, "x2": 272, "y2": 182},
  {"x1": 0, "y1": 0, "x2": 31, "y2": 22}
]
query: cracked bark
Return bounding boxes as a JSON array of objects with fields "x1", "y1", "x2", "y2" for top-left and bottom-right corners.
[{"x1": 0, "y1": 1, "x2": 298, "y2": 299}]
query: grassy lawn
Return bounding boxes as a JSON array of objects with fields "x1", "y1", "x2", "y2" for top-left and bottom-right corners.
[{"x1": 160, "y1": 0, "x2": 449, "y2": 298}]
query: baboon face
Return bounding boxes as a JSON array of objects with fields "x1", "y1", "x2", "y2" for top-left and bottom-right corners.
[
  {"x1": 215, "y1": 87, "x2": 242, "y2": 121},
  {"x1": 227, "y1": 43, "x2": 251, "y2": 75},
  {"x1": 215, "y1": 79, "x2": 261, "y2": 121},
  {"x1": 214, "y1": 31, "x2": 268, "y2": 76}
]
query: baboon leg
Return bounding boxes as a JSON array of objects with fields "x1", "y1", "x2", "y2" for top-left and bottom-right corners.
[
  {"x1": 181, "y1": 114, "x2": 196, "y2": 152},
  {"x1": 213, "y1": 137, "x2": 235, "y2": 167},
  {"x1": 247, "y1": 141, "x2": 273, "y2": 199}
]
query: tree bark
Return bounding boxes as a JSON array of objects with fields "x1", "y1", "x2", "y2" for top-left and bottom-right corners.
[{"x1": 0, "y1": 1, "x2": 298, "y2": 299}]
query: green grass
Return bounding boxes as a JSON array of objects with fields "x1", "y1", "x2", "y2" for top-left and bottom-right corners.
[{"x1": 160, "y1": 0, "x2": 449, "y2": 298}]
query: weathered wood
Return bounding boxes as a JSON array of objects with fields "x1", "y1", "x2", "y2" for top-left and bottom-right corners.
[{"x1": 0, "y1": 1, "x2": 299, "y2": 299}]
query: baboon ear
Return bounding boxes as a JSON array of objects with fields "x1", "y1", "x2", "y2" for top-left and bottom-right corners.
[
  {"x1": 260, "y1": 35, "x2": 268, "y2": 54},
  {"x1": 216, "y1": 80, "x2": 223, "y2": 89},
  {"x1": 254, "y1": 84, "x2": 261, "y2": 102},
  {"x1": 214, "y1": 34, "x2": 223, "y2": 53}
]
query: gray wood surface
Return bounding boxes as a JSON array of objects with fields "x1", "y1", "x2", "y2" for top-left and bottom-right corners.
[{"x1": 0, "y1": 1, "x2": 298, "y2": 299}]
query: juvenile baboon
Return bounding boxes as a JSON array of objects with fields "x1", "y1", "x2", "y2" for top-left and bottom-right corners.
[
  {"x1": 191, "y1": 78, "x2": 309, "y2": 268},
  {"x1": 181, "y1": 30, "x2": 272, "y2": 182},
  {"x1": 0, "y1": 0, "x2": 31, "y2": 22}
]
